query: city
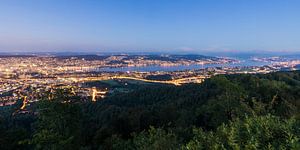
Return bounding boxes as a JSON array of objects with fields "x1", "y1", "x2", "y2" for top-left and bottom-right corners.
[
  {"x1": 1, "y1": 0, "x2": 300, "y2": 149},
  {"x1": 1, "y1": 54, "x2": 300, "y2": 109}
]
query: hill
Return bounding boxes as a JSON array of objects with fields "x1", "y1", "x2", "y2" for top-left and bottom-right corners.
[{"x1": 0, "y1": 71, "x2": 300, "y2": 149}]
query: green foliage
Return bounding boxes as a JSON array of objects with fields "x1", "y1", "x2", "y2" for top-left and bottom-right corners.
[
  {"x1": 1, "y1": 71, "x2": 300, "y2": 149},
  {"x1": 196, "y1": 76, "x2": 252, "y2": 128},
  {"x1": 29, "y1": 89, "x2": 83, "y2": 150},
  {"x1": 185, "y1": 115, "x2": 300, "y2": 150},
  {"x1": 110, "y1": 127, "x2": 179, "y2": 150},
  {"x1": 131, "y1": 127, "x2": 179, "y2": 150},
  {"x1": 0, "y1": 104, "x2": 35, "y2": 150}
]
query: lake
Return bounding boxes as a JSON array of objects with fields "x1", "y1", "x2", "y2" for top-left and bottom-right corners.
[{"x1": 98, "y1": 59, "x2": 271, "y2": 72}]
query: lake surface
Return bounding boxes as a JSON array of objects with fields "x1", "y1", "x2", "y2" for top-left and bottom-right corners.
[{"x1": 98, "y1": 59, "x2": 271, "y2": 72}]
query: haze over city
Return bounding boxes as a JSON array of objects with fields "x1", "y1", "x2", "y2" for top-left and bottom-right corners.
[{"x1": 1, "y1": 0, "x2": 300, "y2": 53}]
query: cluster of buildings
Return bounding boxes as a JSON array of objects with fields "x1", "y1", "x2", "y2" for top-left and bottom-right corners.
[{"x1": 0, "y1": 55, "x2": 300, "y2": 109}]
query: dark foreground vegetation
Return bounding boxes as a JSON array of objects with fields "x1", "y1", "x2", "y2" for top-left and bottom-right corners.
[{"x1": 1, "y1": 71, "x2": 300, "y2": 149}]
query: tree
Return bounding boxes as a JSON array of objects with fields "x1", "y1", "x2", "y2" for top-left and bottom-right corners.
[
  {"x1": 111, "y1": 127, "x2": 179, "y2": 150},
  {"x1": 186, "y1": 115, "x2": 300, "y2": 150},
  {"x1": 30, "y1": 90, "x2": 83, "y2": 150}
]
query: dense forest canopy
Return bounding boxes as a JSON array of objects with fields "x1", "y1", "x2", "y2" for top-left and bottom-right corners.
[{"x1": 0, "y1": 71, "x2": 300, "y2": 149}]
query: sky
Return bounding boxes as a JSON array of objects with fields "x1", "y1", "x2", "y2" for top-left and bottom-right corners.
[{"x1": 0, "y1": 0, "x2": 300, "y2": 53}]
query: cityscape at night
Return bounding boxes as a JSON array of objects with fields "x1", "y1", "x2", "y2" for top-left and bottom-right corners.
[
  {"x1": 0, "y1": 0, "x2": 299, "y2": 149},
  {"x1": 1, "y1": 54, "x2": 300, "y2": 108}
]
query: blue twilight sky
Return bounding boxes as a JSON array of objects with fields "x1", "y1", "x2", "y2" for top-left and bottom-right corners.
[{"x1": 0, "y1": 0, "x2": 300, "y2": 53}]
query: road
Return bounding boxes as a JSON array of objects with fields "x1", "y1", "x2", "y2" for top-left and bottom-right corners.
[{"x1": 72, "y1": 75, "x2": 207, "y2": 86}]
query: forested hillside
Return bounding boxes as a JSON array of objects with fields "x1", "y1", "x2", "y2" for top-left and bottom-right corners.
[{"x1": 1, "y1": 71, "x2": 300, "y2": 149}]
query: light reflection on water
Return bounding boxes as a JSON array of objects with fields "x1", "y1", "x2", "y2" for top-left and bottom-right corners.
[{"x1": 98, "y1": 59, "x2": 271, "y2": 72}]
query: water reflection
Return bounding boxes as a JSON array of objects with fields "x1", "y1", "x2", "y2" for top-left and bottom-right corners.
[{"x1": 98, "y1": 59, "x2": 270, "y2": 72}]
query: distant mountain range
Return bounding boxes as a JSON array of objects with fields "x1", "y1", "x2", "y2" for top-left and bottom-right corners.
[{"x1": 0, "y1": 51, "x2": 300, "y2": 59}]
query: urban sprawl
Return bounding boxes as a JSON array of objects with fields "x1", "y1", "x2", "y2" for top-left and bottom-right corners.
[{"x1": 1, "y1": 54, "x2": 300, "y2": 110}]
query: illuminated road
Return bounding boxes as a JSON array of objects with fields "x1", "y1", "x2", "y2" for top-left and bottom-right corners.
[
  {"x1": 112, "y1": 76, "x2": 181, "y2": 85},
  {"x1": 71, "y1": 76, "x2": 206, "y2": 86},
  {"x1": 10, "y1": 75, "x2": 207, "y2": 109},
  {"x1": 20, "y1": 96, "x2": 27, "y2": 110}
]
